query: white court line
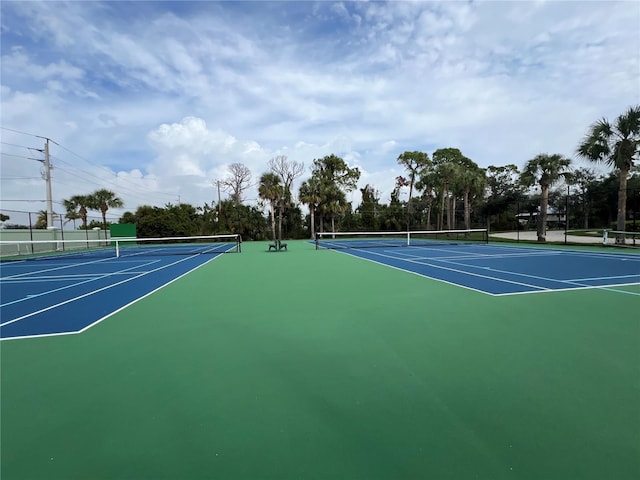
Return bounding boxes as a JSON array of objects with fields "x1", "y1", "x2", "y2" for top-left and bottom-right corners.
[
  {"x1": 0, "y1": 255, "x2": 196, "y2": 326},
  {"x1": 0, "y1": 254, "x2": 223, "y2": 341},
  {"x1": 331, "y1": 249, "x2": 497, "y2": 296},
  {"x1": 357, "y1": 249, "x2": 552, "y2": 291},
  {"x1": 494, "y1": 282, "x2": 640, "y2": 297},
  {"x1": 3, "y1": 272, "x2": 145, "y2": 282},
  {"x1": 566, "y1": 274, "x2": 640, "y2": 282},
  {"x1": 395, "y1": 244, "x2": 640, "y2": 262},
  {"x1": 394, "y1": 250, "x2": 566, "y2": 261},
  {"x1": 0, "y1": 260, "x2": 159, "y2": 309},
  {"x1": 337, "y1": 248, "x2": 640, "y2": 296},
  {"x1": 0, "y1": 255, "x2": 131, "y2": 280},
  {"x1": 334, "y1": 249, "x2": 549, "y2": 296},
  {"x1": 433, "y1": 257, "x2": 635, "y2": 291},
  {"x1": 481, "y1": 243, "x2": 640, "y2": 261}
]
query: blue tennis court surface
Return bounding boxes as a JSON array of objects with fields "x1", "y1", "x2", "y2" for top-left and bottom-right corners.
[
  {"x1": 329, "y1": 244, "x2": 640, "y2": 295},
  {"x1": 0, "y1": 253, "x2": 223, "y2": 340}
]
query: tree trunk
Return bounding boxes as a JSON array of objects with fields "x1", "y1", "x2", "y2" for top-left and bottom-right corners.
[
  {"x1": 270, "y1": 202, "x2": 276, "y2": 241},
  {"x1": 449, "y1": 195, "x2": 455, "y2": 230},
  {"x1": 538, "y1": 185, "x2": 549, "y2": 242},
  {"x1": 407, "y1": 181, "x2": 414, "y2": 230},
  {"x1": 80, "y1": 207, "x2": 87, "y2": 229},
  {"x1": 464, "y1": 189, "x2": 470, "y2": 234},
  {"x1": 583, "y1": 194, "x2": 588, "y2": 230},
  {"x1": 277, "y1": 199, "x2": 284, "y2": 240},
  {"x1": 439, "y1": 186, "x2": 446, "y2": 231},
  {"x1": 309, "y1": 206, "x2": 315, "y2": 239},
  {"x1": 616, "y1": 167, "x2": 629, "y2": 244}
]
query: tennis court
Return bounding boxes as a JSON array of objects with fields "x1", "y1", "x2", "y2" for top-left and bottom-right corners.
[
  {"x1": 0, "y1": 235, "x2": 241, "y2": 340},
  {"x1": 1, "y1": 237, "x2": 639, "y2": 479}
]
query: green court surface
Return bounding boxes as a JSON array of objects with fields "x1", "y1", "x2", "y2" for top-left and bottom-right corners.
[{"x1": 1, "y1": 240, "x2": 639, "y2": 479}]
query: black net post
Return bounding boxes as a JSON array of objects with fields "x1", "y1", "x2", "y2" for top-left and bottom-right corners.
[
  {"x1": 564, "y1": 185, "x2": 569, "y2": 245},
  {"x1": 28, "y1": 212, "x2": 34, "y2": 253}
]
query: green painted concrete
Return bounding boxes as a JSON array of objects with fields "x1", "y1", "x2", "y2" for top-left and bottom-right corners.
[{"x1": 1, "y1": 240, "x2": 639, "y2": 479}]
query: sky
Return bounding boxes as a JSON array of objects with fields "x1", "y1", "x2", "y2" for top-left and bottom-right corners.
[{"x1": 1, "y1": 0, "x2": 639, "y2": 226}]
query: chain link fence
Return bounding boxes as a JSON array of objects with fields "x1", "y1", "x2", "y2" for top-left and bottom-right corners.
[{"x1": 0, "y1": 208, "x2": 121, "y2": 244}]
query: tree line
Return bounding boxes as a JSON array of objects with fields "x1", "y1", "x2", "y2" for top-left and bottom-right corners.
[{"x1": 48, "y1": 105, "x2": 638, "y2": 243}]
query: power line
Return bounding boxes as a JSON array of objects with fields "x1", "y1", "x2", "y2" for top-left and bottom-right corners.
[
  {"x1": 0, "y1": 176, "x2": 41, "y2": 180},
  {"x1": 2, "y1": 128, "x2": 204, "y2": 208},
  {"x1": 53, "y1": 143, "x2": 177, "y2": 199},
  {"x1": 0, "y1": 152, "x2": 43, "y2": 161},
  {"x1": 53, "y1": 164, "x2": 177, "y2": 204},
  {"x1": 0, "y1": 141, "x2": 41, "y2": 150},
  {"x1": 3, "y1": 129, "x2": 176, "y2": 201},
  {"x1": 0, "y1": 126, "x2": 41, "y2": 137}
]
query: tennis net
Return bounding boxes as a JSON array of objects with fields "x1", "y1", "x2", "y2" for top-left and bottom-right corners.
[
  {"x1": 315, "y1": 229, "x2": 489, "y2": 249},
  {"x1": 117, "y1": 234, "x2": 241, "y2": 257},
  {"x1": 0, "y1": 234, "x2": 241, "y2": 261},
  {"x1": 602, "y1": 230, "x2": 639, "y2": 247}
]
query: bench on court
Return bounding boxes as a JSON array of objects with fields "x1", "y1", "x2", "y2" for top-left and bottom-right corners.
[{"x1": 268, "y1": 240, "x2": 287, "y2": 251}]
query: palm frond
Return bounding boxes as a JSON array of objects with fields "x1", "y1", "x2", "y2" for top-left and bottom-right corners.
[
  {"x1": 577, "y1": 119, "x2": 613, "y2": 163},
  {"x1": 615, "y1": 105, "x2": 640, "y2": 139}
]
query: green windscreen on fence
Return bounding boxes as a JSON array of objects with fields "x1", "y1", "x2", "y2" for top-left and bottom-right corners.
[{"x1": 110, "y1": 223, "x2": 136, "y2": 239}]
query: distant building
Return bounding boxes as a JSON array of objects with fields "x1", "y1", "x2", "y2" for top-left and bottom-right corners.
[{"x1": 517, "y1": 208, "x2": 566, "y2": 228}]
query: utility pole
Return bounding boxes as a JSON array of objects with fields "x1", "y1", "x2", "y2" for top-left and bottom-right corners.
[
  {"x1": 43, "y1": 138, "x2": 54, "y2": 228},
  {"x1": 215, "y1": 180, "x2": 222, "y2": 220}
]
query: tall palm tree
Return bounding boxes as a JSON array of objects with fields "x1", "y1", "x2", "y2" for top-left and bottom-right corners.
[
  {"x1": 416, "y1": 170, "x2": 438, "y2": 230},
  {"x1": 322, "y1": 185, "x2": 348, "y2": 234},
  {"x1": 435, "y1": 162, "x2": 457, "y2": 231},
  {"x1": 299, "y1": 177, "x2": 321, "y2": 239},
  {"x1": 269, "y1": 156, "x2": 304, "y2": 241},
  {"x1": 64, "y1": 194, "x2": 91, "y2": 229},
  {"x1": 88, "y1": 189, "x2": 124, "y2": 231},
  {"x1": 577, "y1": 105, "x2": 640, "y2": 243},
  {"x1": 457, "y1": 165, "x2": 486, "y2": 232},
  {"x1": 520, "y1": 153, "x2": 572, "y2": 242},
  {"x1": 63, "y1": 196, "x2": 85, "y2": 229},
  {"x1": 397, "y1": 151, "x2": 431, "y2": 229},
  {"x1": 258, "y1": 172, "x2": 282, "y2": 241}
]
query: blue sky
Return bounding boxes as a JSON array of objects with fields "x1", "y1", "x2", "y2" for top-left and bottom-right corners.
[{"x1": 1, "y1": 0, "x2": 639, "y2": 224}]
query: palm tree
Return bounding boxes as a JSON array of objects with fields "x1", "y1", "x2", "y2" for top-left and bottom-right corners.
[
  {"x1": 35, "y1": 210, "x2": 48, "y2": 229},
  {"x1": 322, "y1": 184, "x2": 348, "y2": 234},
  {"x1": 258, "y1": 172, "x2": 282, "y2": 241},
  {"x1": 457, "y1": 164, "x2": 486, "y2": 232},
  {"x1": 310, "y1": 154, "x2": 360, "y2": 233},
  {"x1": 63, "y1": 196, "x2": 85, "y2": 229},
  {"x1": 269, "y1": 156, "x2": 304, "y2": 241},
  {"x1": 64, "y1": 194, "x2": 92, "y2": 229},
  {"x1": 577, "y1": 105, "x2": 640, "y2": 243},
  {"x1": 431, "y1": 148, "x2": 468, "y2": 231},
  {"x1": 87, "y1": 189, "x2": 124, "y2": 231},
  {"x1": 435, "y1": 162, "x2": 457, "y2": 231},
  {"x1": 520, "y1": 154, "x2": 572, "y2": 242},
  {"x1": 299, "y1": 178, "x2": 321, "y2": 238},
  {"x1": 416, "y1": 170, "x2": 438, "y2": 230},
  {"x1": 397, "y1": 151, "x2": 431, "y2": 229}
]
